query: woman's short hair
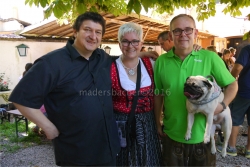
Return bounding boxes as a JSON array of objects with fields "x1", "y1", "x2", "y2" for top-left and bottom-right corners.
[
  {"x1": 223, "y1": 49, "x2": 231, "y2": 55},
  {"x1": 229, "y1": 47, "x2": 236, "y2": 53},
  {"x1": 118, "y1": 22, "x2": 143, "y2": 42}
]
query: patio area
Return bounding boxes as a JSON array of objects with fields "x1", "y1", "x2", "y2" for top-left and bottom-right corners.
[{"x1": 0, "y1": 121, "x2": 249, "y2": 167}]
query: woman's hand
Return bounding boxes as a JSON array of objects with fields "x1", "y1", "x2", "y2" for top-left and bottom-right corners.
[{"x1": 157, "y1": 125, "x2": 166, "y2": 140}]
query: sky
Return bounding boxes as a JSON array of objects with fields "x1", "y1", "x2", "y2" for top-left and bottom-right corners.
[
  {"x1": 0, "y1": 0, "x2": 249, "y2": 37},
  {"x1": 148, "y1": 4, "x2": 250, "y2": 37},
  {"x1": 0, "y1": 0, "x2": 44, "y2": 24},
  {"x1": 202, "y1": 4, "x2": 250, "y2": 37}
]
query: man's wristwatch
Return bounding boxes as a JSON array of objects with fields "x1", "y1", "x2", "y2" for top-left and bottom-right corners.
[{"x1": 220, "y1": 101, "x2": 226, "y2": 112}]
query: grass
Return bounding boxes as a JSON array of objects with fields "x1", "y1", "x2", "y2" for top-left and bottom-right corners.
[{"x1": 0, "y1": 120, "x2": 49, "y2": 153}]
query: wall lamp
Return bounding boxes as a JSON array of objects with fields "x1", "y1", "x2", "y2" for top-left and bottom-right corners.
[
  {"x1": 16, "y1": 44, "x2": 29, "y2": 56},
  {"x1": 148, "y1": 47, "x2": 153, "y2": 51},
  {"x1": 104, "y1": 46, "x2": 111, "y2": 54}
]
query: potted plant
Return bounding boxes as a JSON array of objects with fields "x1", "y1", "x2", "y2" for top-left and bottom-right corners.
[{"x1": 0, "y1": 73, "x2": 10, "y2": 91}]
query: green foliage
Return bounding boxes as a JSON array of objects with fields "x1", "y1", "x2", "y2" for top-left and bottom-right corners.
[
  {"x1": 243, "y1": 32, "x2": 249, "y2": 40},
  {"x1": 25, "y1": 0, "x2": 127, "y2": 24},
  {"x1": 247, "y1": 14, "x2": 250, "y2": 21},
  {"x1": 221, "y1": 0, "x2": 250, "y2": 17},
  {"x1": 22, "y1": 0, "x2": 250, "y2": 42},
  {"x1": 20, "y1": 132, "x2": 42, "y2": 144},
  {"x1": 0, "y1": 121, "x2": 46, "y2": 153},
  {"x1": 24, "y1": 0, "x2": 250, "y2": 22},
  {"x1": 1, "y1": 144, "x2": 21, "y2": 153}
]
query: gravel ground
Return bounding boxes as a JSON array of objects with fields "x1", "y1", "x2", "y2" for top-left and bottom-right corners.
[
  {"x1": 0, "y1": 144, "x2": 56, "y2": 167},
  {"x1": 215, "y1": 122, "x2": 250, "y2": 167},
  {"x1": 0, "y1": 124, "x2": 249, "y2": 167}
]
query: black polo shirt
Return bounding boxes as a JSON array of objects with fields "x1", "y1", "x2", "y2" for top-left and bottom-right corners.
[{"x1": 9, "y1": 40, "x2": 120, "y2": 165}]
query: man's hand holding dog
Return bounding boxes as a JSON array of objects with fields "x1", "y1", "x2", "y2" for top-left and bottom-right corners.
[
  {"x1": 214, "y1": 102, "x2": 225, "y2": 115},
  {"x1": 214, "y1": 81, "x2": 238, "y2": 115}
]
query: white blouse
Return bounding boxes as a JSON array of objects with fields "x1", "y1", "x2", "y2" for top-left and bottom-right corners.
[{"x1": 115, "y1": 57, "x2": 153, "y2": 91}]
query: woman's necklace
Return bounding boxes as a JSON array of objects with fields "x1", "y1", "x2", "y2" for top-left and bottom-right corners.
[{"x1": 120, "y1": 58, "x2": 139, "y2": 76}]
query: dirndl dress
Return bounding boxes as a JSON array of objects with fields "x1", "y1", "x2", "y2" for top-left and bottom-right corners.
[{"x1": 111, "y1": 57, "x2": 162, "y2": 166}]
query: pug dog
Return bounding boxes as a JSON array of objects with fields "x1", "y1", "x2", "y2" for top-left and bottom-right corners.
[{"x1": 184, "y1": 75, "x2": 232, "y2": 157}]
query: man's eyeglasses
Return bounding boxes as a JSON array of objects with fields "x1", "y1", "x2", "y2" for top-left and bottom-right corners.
[
  {"x1": 172, "y1": 27, "x2": 194, "y2": 36},
  {"x1": 121, "y1": 40, "x2": 140, "y2": 47}
]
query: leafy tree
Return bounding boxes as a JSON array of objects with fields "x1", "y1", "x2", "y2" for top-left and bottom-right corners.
[
  {"x1": 24, "y1": 0, "x2": 250, "y2": 40},
  {"x1": 25, "y1": 0, "x2": 250, "y2": 23}
]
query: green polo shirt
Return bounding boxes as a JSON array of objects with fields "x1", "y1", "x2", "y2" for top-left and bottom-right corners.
[{"x1": 154, "y1": 48, "x2": 235, "y2": 144}]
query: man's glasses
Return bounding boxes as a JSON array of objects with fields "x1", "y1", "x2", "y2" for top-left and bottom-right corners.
[
  {"x1": 121, "y1": 40, "x2": 140, "y2": 47},
  {"x1": 172, "y1": 27, "x2": 194, "y2": 36}
]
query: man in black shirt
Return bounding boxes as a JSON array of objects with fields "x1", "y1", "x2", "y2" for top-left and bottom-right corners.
[{"x1": 9, "y1": 12, "x2": 120, "y2": 166}]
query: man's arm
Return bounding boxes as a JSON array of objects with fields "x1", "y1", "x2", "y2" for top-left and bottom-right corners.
[
  {"x1": 154, "y1": 95, "x2": 165, "y2": 138},
  {"x1": 13, "y1": 103, "x2": 59, "y2": 139},
  {"x1": 109, "y1": 51, "x2": 159, "y2": 61},
  {"x1": 138, "y1": 51, "x2": 159, "y2": 60},
  {"x1": 231, "y1": 63, "x2": 243, "y2": 79},
  {"x1": 214, "y1": 81, "x2": 238, "y2": 115}
]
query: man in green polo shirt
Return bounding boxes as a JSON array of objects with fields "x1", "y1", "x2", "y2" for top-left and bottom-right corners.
[{"x1": 154, "y1": 14, "x2": 238, "y2": 166}]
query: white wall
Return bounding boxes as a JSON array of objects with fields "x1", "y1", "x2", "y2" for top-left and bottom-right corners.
[
  {"x1": 107, "y1": 43, "x2": 163, "y2": 56},
  {"x1": 0, "y1": 40, "x2": 66, "y2": 89},
  {"x1": 104, "y1": 44, "x2": 122, "y2": 56},
  {"x1": 0, "y1": 39, "x2": 164, "y2": 90}
]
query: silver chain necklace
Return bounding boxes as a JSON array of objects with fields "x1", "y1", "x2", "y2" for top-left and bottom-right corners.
[{"x1": 120, "y1": 58, "x2": 139, "y2": 76}]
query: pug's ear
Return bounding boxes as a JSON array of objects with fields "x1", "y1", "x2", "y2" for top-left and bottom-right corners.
[
  {"x1": 186, "y1": 77, "x2": 190, "y2": 81},
  {"x1": 203, "y1": 80, "x2": 212, "y2": 89}
]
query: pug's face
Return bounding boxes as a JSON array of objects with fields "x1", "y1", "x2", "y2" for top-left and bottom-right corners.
[{"x1": 184, "y1": 76, "x2": 213, "y2": 101}]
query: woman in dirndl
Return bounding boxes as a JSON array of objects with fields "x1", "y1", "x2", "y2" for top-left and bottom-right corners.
[{"x1": 111, "y1": 22, "x2": 162, "y2": 166}]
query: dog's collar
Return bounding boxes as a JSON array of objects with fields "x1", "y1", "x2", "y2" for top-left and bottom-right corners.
[{"x1": 189, "y1": 75, "x2": 221, "y2": 105}]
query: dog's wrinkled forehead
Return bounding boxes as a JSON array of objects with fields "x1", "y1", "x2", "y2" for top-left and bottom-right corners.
[
  {"x1": 186, "y1": 76, "x2": 205, "y2": 84},
  {"x1": 186, "y1": 76, "x2": 211, "y2": 87}
]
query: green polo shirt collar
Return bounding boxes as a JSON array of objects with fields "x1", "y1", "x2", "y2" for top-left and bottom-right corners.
[{"x1": 166, "y1": 47, "x2": 200, "y2": 59}]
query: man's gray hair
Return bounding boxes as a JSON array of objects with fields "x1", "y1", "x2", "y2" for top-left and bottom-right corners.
[
  {"x1": 118, "y1": 22, "x2": 143, "y2": 42},
  {"x1": 170, "y1": 14, "x2": 196, "y2": 31}
]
